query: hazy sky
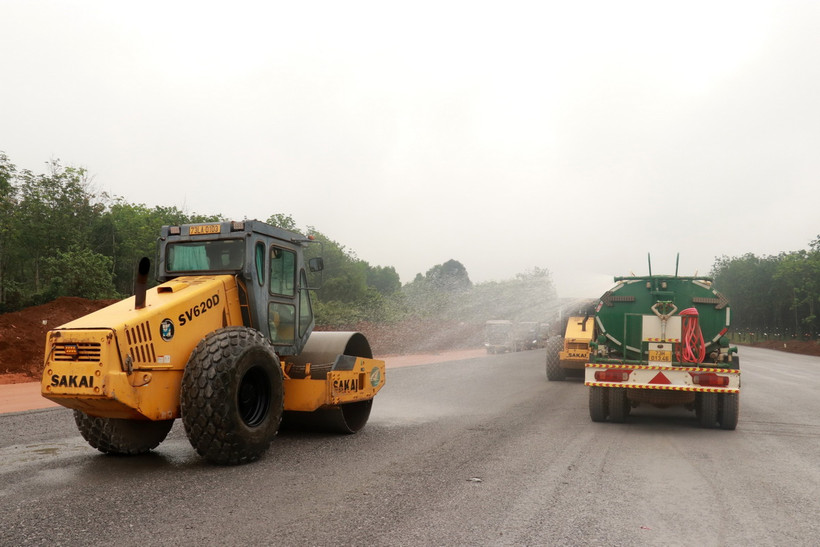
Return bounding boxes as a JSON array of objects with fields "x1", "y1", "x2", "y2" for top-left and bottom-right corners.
[{"x1": 2, "y1": 1, "x2": 818, "y2": 297}]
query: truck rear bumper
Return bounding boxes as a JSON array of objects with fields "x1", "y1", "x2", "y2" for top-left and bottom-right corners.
[{"x1": 584, "y1": 362, "x2": 740, "y2": 393}]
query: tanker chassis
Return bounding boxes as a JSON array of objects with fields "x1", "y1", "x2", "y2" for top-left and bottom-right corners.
[{"x1": 584, "y1": 266, "x2": 740, "y2": 429}]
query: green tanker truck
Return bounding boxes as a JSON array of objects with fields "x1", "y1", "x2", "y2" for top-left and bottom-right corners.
[{"x1": 584, "y1": 257, "x2": 740, "y2": 429}]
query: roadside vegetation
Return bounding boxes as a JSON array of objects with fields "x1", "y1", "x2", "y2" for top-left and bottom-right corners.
[
  {"x1": 711, "y1": 246, "x2": 820, "y2": 341},
  {"x1": 1, "y1": 153, "x2": 817, "y2": 340},
  {"x1": 0, "y1": 153, "x2": 556, "y2": 330}
]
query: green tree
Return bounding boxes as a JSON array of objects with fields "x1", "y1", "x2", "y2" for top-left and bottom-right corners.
[
  {"x1": 305, "y1": 228, "x2": 368, "y2": 304},
  {"x1": 711, "y1": 253, "x2": 788, "y2": 334},
  {"x1": 365, "y1": 264, "x2": 401, "y2": 295},
  {"x1": 93, "y1": 199, "x2": 221, "y2": 294},
  {"x1": 403, "y1": 259, "x2": 473, "y2": 318},
  {"x1": 457, "y1": 267, "x2": 557, "y2": 323},
  {"x1": 774, "y1": 242, "x2": 820, "y2": 337},
  {"x1": 0, "y1": 152, "x2": 18, "y2": 306},
  {"x1": 266, "y1": 213, "x2": 297, "y2": 230},
  {"x1": 425, "y1": 259, "x2": 472, "y2": 291},
  {"x1": 42, "y1": 246, "x2": 118, "y2": 300},
  {"x1": 93, "y1": 199, "x2": 162, "y2": 294},
  {"x1": 14, "y1": 159, "x2": 103, "y2": 294}
]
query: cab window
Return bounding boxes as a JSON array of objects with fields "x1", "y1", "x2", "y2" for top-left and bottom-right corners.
[
  {"x1": 269, "y1": 303, "x2": 295, "y2": 344},
  {"x1": 269, "y1": 247, "x2": 296, "y2": 296},
  {"x1": 298, "y1": 270, "x2": 313, "y2": 336},
  {"x1": 255, "y1": 242, "x2": 265, "y2": 286},
  {"x1": 167, "y1": 240, "x2": 244, "y2": 272}
]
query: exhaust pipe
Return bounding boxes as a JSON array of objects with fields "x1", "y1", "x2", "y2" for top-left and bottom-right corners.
[{"x1": 134, "y1": 257, "x2": 150, "y2": 310}]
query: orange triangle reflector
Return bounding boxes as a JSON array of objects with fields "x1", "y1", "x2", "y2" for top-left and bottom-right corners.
[{"x1": 649, "y1": 372, "x2": 671, "y2": 385}]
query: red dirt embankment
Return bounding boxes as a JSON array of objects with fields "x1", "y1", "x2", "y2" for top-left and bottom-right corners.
[
  {"x1": 2, "y1": 297, "x2": 817, "y2": 385},
  {"x1": 0, "y1": 298, "x2": 485, "y2": 385},
  {"x1": 741, "y1": 339, "x2": 820, "y2": 357},
  {"x1": 0, "y1": 298, "x2": 119, "y2": 384}
]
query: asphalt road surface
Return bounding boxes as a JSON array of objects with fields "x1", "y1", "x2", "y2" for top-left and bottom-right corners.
[{"x1": 2, "y1": 346, "x2": 819, "y2": 546}]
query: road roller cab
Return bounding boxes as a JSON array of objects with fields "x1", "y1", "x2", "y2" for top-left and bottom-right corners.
[{"x1": 41, "y1": 220, "x2": 386, "y2": 465}]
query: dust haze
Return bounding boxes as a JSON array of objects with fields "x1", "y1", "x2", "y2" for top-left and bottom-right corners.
[{"x1": 2, "y1": 1, "x2": 818, "y2": 298}]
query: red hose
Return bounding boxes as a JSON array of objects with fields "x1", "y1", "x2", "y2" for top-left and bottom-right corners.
[{"x1": 678, "y1": 307, "x2": 705, "y2": 363}]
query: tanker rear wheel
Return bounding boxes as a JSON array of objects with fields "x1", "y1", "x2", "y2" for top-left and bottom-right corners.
[
  {"x1": 608, "y1": 387, "x2": 629, "y2": 423},
  {"x1": 181, "y1": 326, "x2": 284, "y2": 465},
  {"x1": 545, "y1": 336, "x2": 565, "y2": 381},
  {"x1": 74, "y1": 410, "x2": 174, "y2": 455},
  {"x1": 698, "y1": 393, "x2": 719, "y2": 428},
  {"x1": 719, "y1": 393, "x2": 739, "y2": 430},
  {"x1": 589, "y1": 387, "x2": 608, "y2": 422}
]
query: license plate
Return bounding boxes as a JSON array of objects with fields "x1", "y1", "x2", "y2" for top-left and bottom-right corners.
[
  {"x1": 648, "y1": 350, "x2": 672, "y2": 363},
  {"x1": 189, "y1": 224, "x2": 221, "y2": 235}
]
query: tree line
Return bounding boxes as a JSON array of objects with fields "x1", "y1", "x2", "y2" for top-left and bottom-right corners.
[
  {"x1": 6, "y1": 152, "x2": 812, "y2": 339},
  {"x1": 710, "y1": 242, "x2": 820, "y2": 341},
  {"x1": 0, "y1": 153, "x2": 557, "y2": 328}
]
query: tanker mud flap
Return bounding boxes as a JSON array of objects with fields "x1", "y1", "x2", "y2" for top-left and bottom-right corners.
[{"x1": 282, "y1": 354, "x2": 386, "y2": 433}]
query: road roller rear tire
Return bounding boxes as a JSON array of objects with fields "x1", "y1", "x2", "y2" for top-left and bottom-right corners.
[
  {"x1": 74, "y1": 411, "x2": 174, "y2": 455},
  {"x1": 181, "y1": 326, "x2": 284, "y2": 465},
  {"x1": 546, "y1": 336, "x2": 565, "y2": 381}
]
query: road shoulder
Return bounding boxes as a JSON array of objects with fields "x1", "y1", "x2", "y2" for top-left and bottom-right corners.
[{"x1": 0, "y1": 348, "x2": 488, "y2": 415}]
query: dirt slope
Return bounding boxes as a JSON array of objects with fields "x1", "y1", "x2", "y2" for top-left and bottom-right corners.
[
  {"x1": 0, "y1": 298, "x2": 119, "y2": 383},
  {"x1": 0, "y1": 297, "x2": 485, "y2": 385},
  {"x1": 743, "y1": 339, "x2": 820, "y2": 357},
  {"x1": 2, "y1": 298, "x2": 816, "y2": 385}
]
